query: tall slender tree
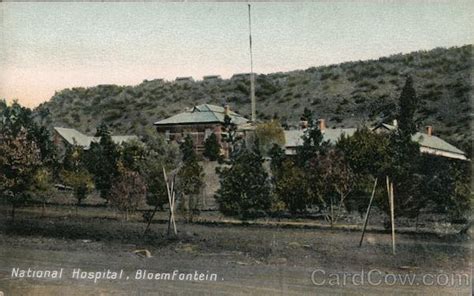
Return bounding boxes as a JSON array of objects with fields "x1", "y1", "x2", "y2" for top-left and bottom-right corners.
[
  {"x1": 203, "y1": 133, "x2": 221, "y2": 161},
  {"x1": 85, "y1": 123, "x2": 119, "y2": 201},
  {"x1": 398, "y1": 76, "x2": 419, "y2": 137},
  {"x1": 177, "y1": 135, "x2": 204, "y2": 222}
]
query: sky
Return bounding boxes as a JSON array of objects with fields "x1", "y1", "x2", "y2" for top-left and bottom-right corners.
[{"x1": 0, "y1": 2, "x2": 472, "y2": 107}]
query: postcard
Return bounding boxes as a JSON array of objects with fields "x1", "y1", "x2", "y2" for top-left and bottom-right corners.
[{"x1": 0, "y1": 1, "x2": 472, "y2": 295}]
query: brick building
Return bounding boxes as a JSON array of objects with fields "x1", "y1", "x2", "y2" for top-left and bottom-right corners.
[{"x1": 154, "y1": 104, "x2": 249, "y2": 155}]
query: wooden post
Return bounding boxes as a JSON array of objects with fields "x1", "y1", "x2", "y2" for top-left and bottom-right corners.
[
  {"x1": 163, "y1": 167, "x2": 177, "y2": 236},
  {"x1": 390, "y1": 182, "x2": 396, "y2": 254},
  {"x1": 170, "y1": 179, "x2": 177, "y2": 235},
  {"x1": 359, "y1": 178, "x2": 378, "y2": 247}
]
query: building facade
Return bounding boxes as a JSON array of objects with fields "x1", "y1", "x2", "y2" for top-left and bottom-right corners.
[{"x1": 154, "y1": 104, "x2": 249, "y2": 155}]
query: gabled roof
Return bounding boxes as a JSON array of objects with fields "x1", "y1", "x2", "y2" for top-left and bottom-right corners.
[
  {"x1": 154, "y1": 104, "x2": 249, "y2": 126},
  {"x1": 54, "y1": 127, "x2": 138, "y2": 149},
  {"x1": 413, "y1": 133, "x2": 466, "y2": 156},
  {"x1": 374, "y1": 124, "x2": 466, "y2": 156},
  {"x1": 54, "y1": 127, "x2": 93, "y2": 148}
]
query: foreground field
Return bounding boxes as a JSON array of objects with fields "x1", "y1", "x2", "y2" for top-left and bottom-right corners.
[{"x1": 0, "y1": 211, "x2": 471, "y2": 295}]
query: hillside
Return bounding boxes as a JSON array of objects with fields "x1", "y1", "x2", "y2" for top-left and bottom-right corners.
[{"x1": 35, "y1": 45, "x2": 472, "y2": 154}]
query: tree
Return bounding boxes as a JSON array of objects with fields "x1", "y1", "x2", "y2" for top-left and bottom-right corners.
[
  {"x1": 109, "y1": 167, "x2": 147, "y2": 220},
  {"x1": 252, "y1": 120, "x2": 285, "y2": 156},
  {"x1": 60, "y1": 144, "x2": 94, "y2": 209},
  {"x1": 120, "y1": 139, "x2": 146, "y2": 172},
  {"x1": 398, "y1": 76, "x2": 419, "y2": 137},
  {"x1": 139, "y1": 134, "x2": 181, "y2": 231},
  {"x1": 85, "y1": 123, "x2": 119, "y2": 201},
  {"x1": 0, "y1": 128, "x2": 41, "y2": 220},
  {"x1": 304, "y1": 151, "x2": 354, "y2": 225},
  {"x1": 323, "y1": 151, "x2": 354, "y2": 225},
  {"x1": 221, "y1": 114, "x2": 239, "y2": 158},
  {"x1": 0, "y1": 101, "x2": 45, "y2": 220},
  {"x1": 0, "y1": 100, "x2": 57, "y2": 168},
  {"x1": 296, "y1": 110, "x2": 329, "y2": 167},
  {"x1": 274, "y1": 159, "x2": 308, "y2": 213},
  {"x1": 139, "y1": 131, "x2": 180, "y2": 216},
  {"x1": 180, "y1": 134, "x2": 197, "y2": 162},
  {"x1": 32, "y1": 167, "x2": 54, "y2": 216},
  {"x1": 301, "y1": 107, "x2": 313, "y2": 123},
  {"x1": 177, "y1": 160, "x2": 204, "y2": 222},
  {"x1": 418, "y1": 156, "x2": 471, "y2": 220},
  {"x1": 215, "y1": 146, "x2": 272, "y2": 219},
  {"x1": 61, "y1": 169, "x2": 94, "y2": 209},
  {"x1": 177, "y1": 135, "x2": 204, "y2": 222},
  {"x1": 203, "y1": 133, "x2": 221, "y2": 161},
  {"x1": 336, "y1": 128, "x2": 391, "y2": 213},
  {"x1": 386, "y1": 76, "x2": 422, "y2": 217},
  {"x1": 336, "y1": 127, "x2": 391, "y2": 177},
  {"x1": 268, "y1": 143, "x2": 286, "y2": 175}
]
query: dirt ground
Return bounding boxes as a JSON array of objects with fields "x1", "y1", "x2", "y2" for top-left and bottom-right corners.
[{"x1": 0, "y1": 210, "x2": 471, "y2": 295}]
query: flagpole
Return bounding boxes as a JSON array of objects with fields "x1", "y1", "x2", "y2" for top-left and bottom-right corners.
[{"x1": 248, "y1": 4, "x2": 256, "y2": 123}]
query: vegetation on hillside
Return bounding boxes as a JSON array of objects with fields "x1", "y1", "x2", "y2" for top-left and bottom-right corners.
[{"x1": 34, "y1": 45, "x2": 472, "y2": 154}]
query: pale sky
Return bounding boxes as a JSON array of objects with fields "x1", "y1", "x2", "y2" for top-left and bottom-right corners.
[{"x1": 0, "y1": 2, "x2": 472, "y2": 107}]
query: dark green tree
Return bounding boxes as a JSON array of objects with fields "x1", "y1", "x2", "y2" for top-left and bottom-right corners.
[
  {"x1": 215, "y1": 146, "x2": 272, "y2": 219},
  {"x1": 121, "y1": 140, "x2": 146, "y2": 172},
  {"x1": 180, "y1": 134, "x2": 197, "y2": 162},
  {"x1": 296, "y1": 110, "x2": 329, "y2": 167},
  {"x1": 418, "y1": 156, "x2": 470, "y2": 220},
  {"x1": 398, "y1": 76, "x2": 419, "y2": 137},
  {"x1": 85, "y1": 123, "x2": 119, "y2": 200},
  {"x1": 203, "y1": 133, "x2": 221, "y2": 161},
  {"x1": 386, "y1": 77, "x2": 422, "y2": 217},
  {"x1": 268, "y1": 143, "x2": 286, "y2": 175},
  {"x1": 301, "y1": 107, "x2": 313, "y2": 123},
  {"x1": 275, "y1": 159, "x2": 308, "y2": 213},
  {"x1": 222, "y1": 114, "x2": 239, "y2": 158},
  {"x1": 336, "y1": 127, "x2": 391, "y2": 177}
]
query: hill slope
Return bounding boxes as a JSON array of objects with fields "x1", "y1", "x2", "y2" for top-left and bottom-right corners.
[{"x1": 35, "y1": 45, "x2": 472, "y2": 153}]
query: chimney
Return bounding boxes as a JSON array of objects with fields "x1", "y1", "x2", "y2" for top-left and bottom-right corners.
[
  {"x1": 224, "y1": 104, "x2": 230, "y2": 116},
  {"x1": 300, "y1": 120, "x2": 308, "y2": 129},
  {"x1": 392, "y1": 119, "x2": 398, "y2": 128},
  {"x1": 319, "y1": 119, "x2": 326, "y2": 131},
  {"x1": 426, "y1": 125, "x2": 433, "y2": 136}
]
